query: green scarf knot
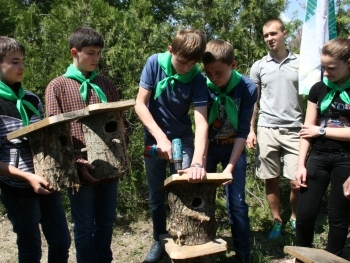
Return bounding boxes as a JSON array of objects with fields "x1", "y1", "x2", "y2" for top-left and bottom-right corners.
[
  {"x1": 63, "y1": 64, "x2": 107, "y2": 103},
  {"x1": 207, "y1": 70, "x2": 242, "y2": 130},
  {"x1": 320, "y1": 77, "x2": 350, "y2": 113},
  {"x1": 0, "y1": 81, "x2": 41, "y2": 126},
  {"x1": 154, "y1": 51, "x2": 199, "y2": 99}
]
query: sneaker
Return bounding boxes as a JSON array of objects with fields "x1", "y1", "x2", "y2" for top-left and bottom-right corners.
[
  {"x1": 268, "y1": 221, "x2": 282, "y2": 239},
  {"x1": 290, "y1": 217, "x2": 296, "y2": 233},
  {"x1": 145, "y1": 241, "x2": 164, "y2": 262}
]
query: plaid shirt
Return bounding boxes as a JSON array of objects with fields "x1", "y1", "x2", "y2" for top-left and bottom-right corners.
[{"x1": 45, "y1": 75, "x2": 120, "y2": 185}]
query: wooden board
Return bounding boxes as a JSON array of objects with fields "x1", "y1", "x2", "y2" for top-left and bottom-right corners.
[
  {"x1": 86, "y1": 99, "x2": 135, "y2": 114},
  {"x1": 164, "y1": 173, "x2": 232, "y2": 188},
  {"x1": 7, "y1": 99, "x2": 135, "y2": 140},
  {"x1": 284, "y1": 246, "x2": 350, "y2": 263},
  {"x1": 7, "y1": 109, "x2": 88, "y2": 139},
  {"x1": 160, "y1": 234, "x2": 227, "y2": 260}
]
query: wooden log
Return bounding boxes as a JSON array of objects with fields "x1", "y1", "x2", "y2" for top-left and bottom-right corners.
[
  {"x1": 81, "y1": 111, "x2": 129, "y2": 179},
  {"x1": 167, "y1": 183, "x2": 217, "y2": 246},
  {"x1": 160, "y1": 234, "x2": 227, "y2": 263},
  {"x1": 284, "y1": 246, "x2": 350, "y2": 263},
  {"x1": 28, "y1": 123, "x2": 79, "y2": 190}
]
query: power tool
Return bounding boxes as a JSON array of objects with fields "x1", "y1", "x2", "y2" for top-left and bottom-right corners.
[{"x1": 144, "y1": 138, "x2": 183, "y2": 170}]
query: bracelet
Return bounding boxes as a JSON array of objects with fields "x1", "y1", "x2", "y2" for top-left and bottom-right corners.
[{"x1": 191, "y1": 163, "x2": 203, "y2": 168}]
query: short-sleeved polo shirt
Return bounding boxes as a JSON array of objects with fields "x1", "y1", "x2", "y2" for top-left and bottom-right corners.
[
  {"x1": 250, "y1": 51, "x2": 303, "y2": 128},
  {"x1": 139, "y1": 53, "x2": 207, "y2": 142}
]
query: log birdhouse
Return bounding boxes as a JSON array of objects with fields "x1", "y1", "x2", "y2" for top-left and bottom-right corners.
[
  {"x1": 7, "y1": 99, "x2": 135, "y2": 191},
  {"x1": 161, "y1": 173, "x2": 232, "y2": 262},
  {"x1": 81, "y1": 101, "x2": 133, "y2": 180}
]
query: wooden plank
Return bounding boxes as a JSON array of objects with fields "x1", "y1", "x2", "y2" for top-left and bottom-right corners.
[
  {"x1": 160, "y1": 234, "x2": 227, "y2": 260},
  {"x1": 7, "y1": 109, "x2": 88, "y2": 139},
  {"x1": 86, "y1": 99, "x2": 135, "y2": 114},
  {"x1": 284, "y1": 246, "x2": 350, "y2": 263},
  {"x1": 164, "y1": 173, "x2": 232, "y2": 188}
]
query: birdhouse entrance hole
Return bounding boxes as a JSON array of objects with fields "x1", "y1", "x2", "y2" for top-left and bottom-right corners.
[
  {"x1": 192, "y1": 197, "x2": 204, "y2": 209},
  {"x1": 104, "y1": 121, "x2": 117, "y2": 133}
]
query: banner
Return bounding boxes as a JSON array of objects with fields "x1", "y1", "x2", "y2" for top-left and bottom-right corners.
[{"x1": 298, "y1": 0, "x2": 337, "y2": 95}]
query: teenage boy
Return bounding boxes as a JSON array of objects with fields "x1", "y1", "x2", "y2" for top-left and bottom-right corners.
[
  {"x1": 248, "y1": 18, "x2": 303, "y2": 238},
  {"x1": 0, "y1": 36, "x2": 71, "y2": 262},
  {"x1": 203, "y1": 40, "x2": 257, "y2": 263},
  {"x1": 135, "y1": 28, "x2": 208, "y2": 262},
  {"x1": 45, "y1": 27, "x2": 121, "y2": 263}
]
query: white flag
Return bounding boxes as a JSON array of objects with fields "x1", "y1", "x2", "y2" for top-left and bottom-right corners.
[{"x1": 298, "y1": 0, "x2": 337, "y2": 95}]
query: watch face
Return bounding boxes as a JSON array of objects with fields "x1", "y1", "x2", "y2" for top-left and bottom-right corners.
[{"x1": 319, "y1": 128, "x2": 326, "y2": 135}]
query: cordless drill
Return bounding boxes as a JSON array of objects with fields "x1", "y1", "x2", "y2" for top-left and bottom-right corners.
[{"x1": 144, "y1": 138, "x2": 183, "y2": 170}]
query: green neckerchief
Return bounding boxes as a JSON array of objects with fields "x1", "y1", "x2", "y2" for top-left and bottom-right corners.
[
  {"x1": 154, "y1": 51, "x2": 200, "y2": 99},
  {"x1": 320, "y1": 77, "x2": 350, "y2": 113},
  {"x1": 0, "y1": 81, "x2": 41, "y2": 126},
  {"x1": 63, "y1": 64, "x2": 107, "y2": 103},
  {"x1": 207, "y1": 70, "x2": 242, "y2": 130}
]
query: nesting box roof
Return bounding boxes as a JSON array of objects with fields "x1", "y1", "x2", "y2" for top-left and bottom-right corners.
[
  {"x1": 163, "y1": 173, "x2": 232, "y2": 188},
  {"x1": 7, "y1": 99, "x2": 135, "y2": 140}
]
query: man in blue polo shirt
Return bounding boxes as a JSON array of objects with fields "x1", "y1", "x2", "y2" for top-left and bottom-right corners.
[{"x1": 248, "y1": 18, "x2": 303, "y2": 239}]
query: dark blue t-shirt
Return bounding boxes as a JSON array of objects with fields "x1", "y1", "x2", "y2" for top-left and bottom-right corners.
[{"x1": 139, "y1": 53, "x2": 207, "y2": 144}]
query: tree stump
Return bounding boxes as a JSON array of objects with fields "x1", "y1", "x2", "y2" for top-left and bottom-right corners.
[
  {"x1": 81, "y1": 110, "x2": 129, "y2": 180},
  {"x1": 161, "y1": 173, "x2": 232, "y2": 262},
  {"x1": 167, "y1": 183, "x2": 217, "y2": 246}
]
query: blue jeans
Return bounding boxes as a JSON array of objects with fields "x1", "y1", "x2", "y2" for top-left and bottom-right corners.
[
  {"x1": 144, "y1": 140, "x2": 193, "y2": 241},
  {"x1": 68, "y1": 181, "x2": 118, "y2": 263},
  {"x1": 296, "y1": 149, "x2": 350, "y2": 256},
  {"x1": 0, "y1": 187, "x2": 71, "y2": 263},
  {"x1": 206, "y1": 145, "x2": 250, "y2": 263}
]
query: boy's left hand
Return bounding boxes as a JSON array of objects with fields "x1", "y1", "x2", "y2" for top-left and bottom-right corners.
[
  {"x1": 77, "y1": 160, "x2": 100, "y2": 183},
  {"x1": 178, "y1": 166, "x2": 206, "y2": 182}
]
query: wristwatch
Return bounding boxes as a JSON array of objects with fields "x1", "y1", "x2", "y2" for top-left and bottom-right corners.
[
  {"x1": 318, "y1": 127, "x2": 326, "y2": 137},
  {"x1": 191, "y1": 163, "x2": 203, "y2": 168}
]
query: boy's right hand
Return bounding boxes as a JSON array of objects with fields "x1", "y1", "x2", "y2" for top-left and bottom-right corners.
[
  {"x1": 77, "y1": 160, "x2": 100, "y2": 183},
  {"x1": 29, "y1": 174, "x2": 53, "y2": 195},
  {"x1": 246, "y1": 131, "x2": 257, "y2": 149},
  {"x1": 156, "y1": 139, "x2": 172, "y2": 161}
]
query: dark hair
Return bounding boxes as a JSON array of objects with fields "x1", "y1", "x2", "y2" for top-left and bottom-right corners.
[
  {"x1": 0, "y1": 36, "x2": 25, "y2": 62},
  {"x1": 322, "y1": 38, "x2": 350, "y2": 62},
  {"x1": 69, "y1": 26, "x2": 104, "y2": 51},
  {"x1": 171, "y1": 29, "x2": 207, "y2": 62},
  {"x1": 263, "y1": 18, "x2": 286, "y2": 32},
  {"x1": 202, "y1": 40, "x2": 235, "y2": 65}
]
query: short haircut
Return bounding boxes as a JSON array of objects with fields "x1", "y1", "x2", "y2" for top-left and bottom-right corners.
[
  {"x1": 171, "y1": 29, "x2": 207, "y2": 62},
  {"x1": 202, "y1": 40, "x2": 235, "y2": 65},
  {"x1": 69, "y1": 26, "x2": 104, "y2": 51},
  {"x1": 0, "y1": 36, "x2": 25, "y2": 62},
  {"x1": 263, "y1": 18, "x2": 286, "y2": 32},
  {"x1": 322, "y1": 38, "x2": 350, "y2": 62}
]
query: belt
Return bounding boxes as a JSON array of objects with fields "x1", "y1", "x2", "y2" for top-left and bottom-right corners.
[
  {"x1": 314, "y1": 148, "x2": 350, "y2": 154},
  {"x1": 209, "y1": 138, "x2": 234, "y2": 146}
]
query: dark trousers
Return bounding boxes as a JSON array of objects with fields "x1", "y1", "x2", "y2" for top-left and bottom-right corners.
[{"x1": 296, "y1": 149, "x2": 350, "y2": 256}]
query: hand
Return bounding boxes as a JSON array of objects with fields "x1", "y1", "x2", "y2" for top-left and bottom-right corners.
[
  {"x1": 296, "y1": 166, "x2": 308, "y2": 187},
  {"x1": 246, "y1": 131, "x2": 257, "y2": 149},
  {"x1": 178, "y1": 165, "x2": 206, "y2": 182},
  {"x1": 28, "y1": 174, "x2": 54, "y2": 195},
  {"x1": 77, "y1": 160, "x2": 100, "y2": 183},
  {"x1": 156, "y1": 139, "x2": 172, "y2": 161},
  {"x1": 222, "y1": 166, "x2": 233, "y2": 186},
  {"x1": 343, "y1": 177, "x2": 350, "y2": 200},
  {"x1": 299, "y1": 125, "x2": 319, "y2": 138}
]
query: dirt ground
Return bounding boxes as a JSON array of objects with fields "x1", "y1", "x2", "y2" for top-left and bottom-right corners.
[{"x1": 3, "y1": 212, "x2": 348, "y2": 263}]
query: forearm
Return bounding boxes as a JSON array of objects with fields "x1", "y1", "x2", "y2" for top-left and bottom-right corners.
[
  {"x1": 135, "y1": 102, "x2": 168, "y2": 143},
  {"x1": 324, "y1": 127, "x2": 350, "y2": 141},
  {"x1": 298, "y1": 138, "x2": 311, "y2": 168},
  {"x1": 250, "y1": 102, "x2": 259, "y2": 132},
  {"x1": 226, "y1": 138, "x2": 246, "y2": 173},
  {"x1": 0, "y1": 161, "x2": 35, "y2": 181},
  {"x1": 192, "y1": 121, "x2": 208, "y2": 165}
]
